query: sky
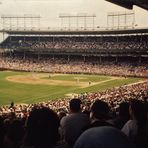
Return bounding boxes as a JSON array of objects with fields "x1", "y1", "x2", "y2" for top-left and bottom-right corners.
[{"x1": 0, "y1": 0, "x2": 148, "y2": 30}]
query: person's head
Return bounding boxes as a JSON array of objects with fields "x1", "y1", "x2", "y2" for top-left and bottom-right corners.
[
  {"x1": 25, "y1": 107, "x2": 60, "y2": 148},
  {"x1": 58, "y1": 111, "x2": 66, "y2": 121},
  {"x1": 119, "y1": 102, "x2": 130, "y2": 118},
  {"x1": 129, "y1": 99, "x2": 148, "y2": 148},
  {"x1": 129, "y1": 99, "x2": 146, "y2": 121},
  {"x1": 8, "y1": 112, "x2": 16, "y2": 120},
  {"x1": 69, "y1": 99, "x2": 82, "y2": 113},
  {"x1": 5, "y1": 119, "x2": 24, "y2": 148},
  {"x1": 90, "y1": 100, "x2": 109, "y2": 120},
  {"x1": 74, "y1": 127, "x2": 135, "y2": 148}
]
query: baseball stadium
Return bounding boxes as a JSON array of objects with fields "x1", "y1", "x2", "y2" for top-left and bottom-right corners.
[
  {"x1": 0, "y1": 1, "x2": 148, "y2": 148},
  {"x1": 0, "y1": 28, "x2": 147, "y2": 106}
]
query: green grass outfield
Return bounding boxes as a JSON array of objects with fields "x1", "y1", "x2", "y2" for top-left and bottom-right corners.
[{"x1": 0, "y1": 71, "x2": 144, "y2": 106}]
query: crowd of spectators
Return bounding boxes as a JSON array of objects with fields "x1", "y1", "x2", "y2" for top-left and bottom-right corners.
[
  {"x1": 1, "y1": 35, "x2": 148, "y2": 53},
  {"x1": 0, "y1": 81, "x2": 148, "y2": 148},
  {"x1": 0, "y1": 56, "x2": 147, "y2": 77}
]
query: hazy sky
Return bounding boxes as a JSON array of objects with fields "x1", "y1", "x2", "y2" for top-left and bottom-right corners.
[{"x1": 0, "y1": 0, "x2": 148, "y2": 29}]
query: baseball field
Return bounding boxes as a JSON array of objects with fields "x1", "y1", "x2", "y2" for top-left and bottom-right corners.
[{"x1": 0, "y1": 71, "x2": 144, "y2": 106}]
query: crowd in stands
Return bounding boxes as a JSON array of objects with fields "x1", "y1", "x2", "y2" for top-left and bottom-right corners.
[
  {"x1": 0, "y1": 56, "x2": 148, "y2": 77},
  {"x1": 1, "y1": 35, "x2": 148, "y2": 53},
  {"x1": 0, "y1": 81, "x2": 148, "y2": 148}
]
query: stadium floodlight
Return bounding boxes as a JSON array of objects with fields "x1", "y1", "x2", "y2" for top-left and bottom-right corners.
[
  {"x1": 59, "y1": 13, "x2": 96, "y2": 31},
  {"x1": 107, "y1": 11, "x2": 135, "y2": 30},
  {"x1": 1, "y1": 14, "x2": 41, "y2": 31}
]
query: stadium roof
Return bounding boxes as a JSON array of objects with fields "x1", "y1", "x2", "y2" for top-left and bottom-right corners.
[
  {"x1": 106, "y1": 0, "x2": 148, "y2": 10},
  {"x1": 2, "y1": 28, "x2": 148, "y2": 36}
]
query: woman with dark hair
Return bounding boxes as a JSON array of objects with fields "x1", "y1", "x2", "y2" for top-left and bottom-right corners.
[
  {"x1": 112, "y1": 102, "x2": 130, "y2": 129},
  {"x1": 22, "y1": 107, "x2": 60, "y2": 148},
  {"x1": 122, "y1": 99, "x2": 148, "y2": 148}
]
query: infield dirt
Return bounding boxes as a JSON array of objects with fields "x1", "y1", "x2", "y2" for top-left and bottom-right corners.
[{"x1": 6, "y1": 73, "x2": 119, "y2": 88}]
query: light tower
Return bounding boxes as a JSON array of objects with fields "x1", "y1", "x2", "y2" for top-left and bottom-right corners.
[
  {"x1": 59, "y1": 13, "x2": 96, "y2": 31},
  {"x1": 1, "y1": 14, "x2": 40, "y2": 31},
  {"x1": 107, "y1": 11, "x2": 135, "y2": 30}
]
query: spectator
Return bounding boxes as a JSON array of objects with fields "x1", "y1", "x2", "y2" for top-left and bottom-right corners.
[
  {"x1": 122, "y1": 99, "x2": 148, "y2": 148},
  {"x1": 23, "y1": 107, "x2": 60, "y2": 148},
  {"x1": 60, "y1": 99, "x2": 90, "y2": 148},
  {"x1": 88, "y1": 100, "x2": 112, "y2": 128},
  {"x1": 3, "y1": 119, "x2": 24, "y2": 148},
  {"x1": 112, "y1": 102, "x2": 130, "y2": 129},
  {"x1": 74, "y1": 126, "x2": 135, "y2": 148}
]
